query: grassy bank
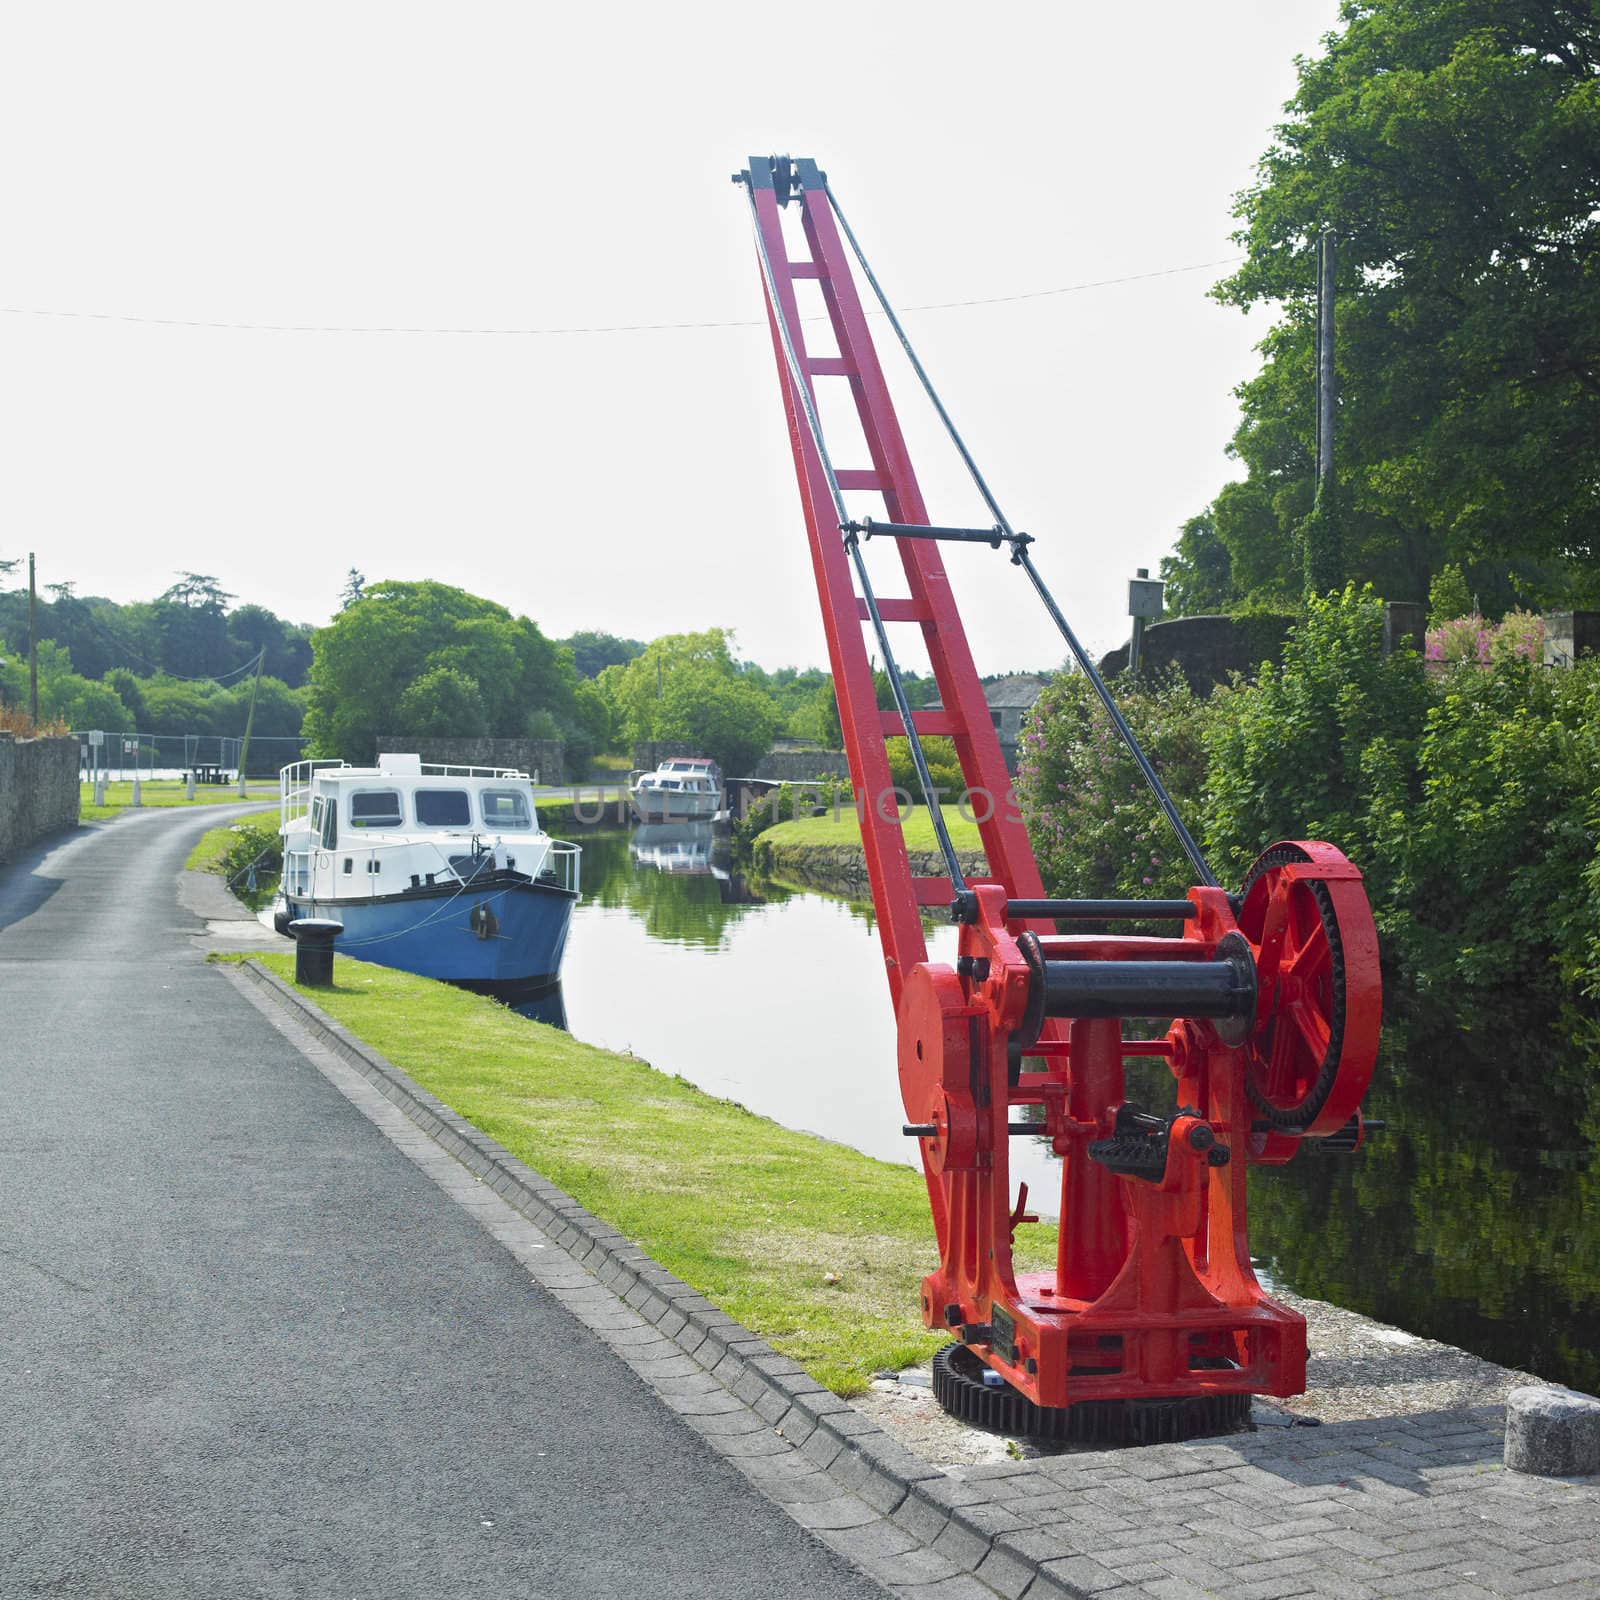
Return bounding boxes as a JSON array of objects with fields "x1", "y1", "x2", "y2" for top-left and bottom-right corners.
[
  {"x1": 248, "y1": 952, "x2": 1056, "y2": 1395},
  {"x1": 759, "y1": 804, "x2": 986, "y2": 855},
  {"x1": 186, "y1": 808, "x2": 280, "y2": 872},
  {"x1": 751, "y1": 805, "x2": 989, "y2": 894},
  {"x1": 82, "y1": 779, "x2": 275, "y2": 823}
]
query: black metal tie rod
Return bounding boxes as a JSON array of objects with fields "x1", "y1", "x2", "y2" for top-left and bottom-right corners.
[
  {"x1": 825, "y1": 175, "x2": 1219, "y2": 892},
  {"x1": 1007, "y1": 898, "x2": 1195, "y2": 922},
  {"x1": 843, "y1": 517, "x2": 1028, "y2": 551}
]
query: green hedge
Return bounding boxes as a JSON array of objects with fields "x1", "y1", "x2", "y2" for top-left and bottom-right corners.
[{"x1": 1017, "y1": 587, "x2": 1600, "y2": 1040}]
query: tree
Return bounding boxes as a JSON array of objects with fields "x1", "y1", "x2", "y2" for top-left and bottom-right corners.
[
  {"x1": 340, "y1": 568, "x2": 366, "y2": 610},
  {"x1": 599, "y1": 629, "x2": 780, "y2": 775},
  {"x1": 161, "y1": 573, "x2": 235, "y2": 610},
  {"x1": 1181, "y1": 2, "x2": 1600, "y2": 613},
  {"x1": 148, "y1": 575, "x2": 237, "y2": 678},
  {"x1": 301, "y1": 580, "x2": 576, "y2": 761},
  {"x1": 227, "y1": 604, "x2": 312, "y2": 686},
  {"x1": 52, "y1": 678, "x2": 133, "y2": 734},
  {"x1": 562, "y1": 629, "x2": 644, "y2": 679},
  {"x1": 105, "y1": 668, "x2": 148, "y2": 728},
  {"x1": 1159, "y1": 513, "x2": 1236, "y2": 616},
  {"x1": 395, "y1": 667, "x2": 488, "y2": 738}
]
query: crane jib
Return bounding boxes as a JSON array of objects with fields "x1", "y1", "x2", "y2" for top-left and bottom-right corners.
[{"x1": 736, "y1": 154, "x2": 1383, "y2": 1439}]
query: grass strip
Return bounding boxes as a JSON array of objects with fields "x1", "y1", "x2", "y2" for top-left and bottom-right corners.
[
  {"x1": 250, "y1": 951, "x2": 1056, "y2": 1395},
  {"x1": 81, "y1": 780, "x2": 276, "y2": 822},
  {"x1": 185, "y1": 808, "x2": 280, "y2": 872},
  {"x1": 760, "y1": 804, "x2": 986, "y2": 855}
]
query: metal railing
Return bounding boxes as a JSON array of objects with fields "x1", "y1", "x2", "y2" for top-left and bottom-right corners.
[{"x1": 283, "y1": 832, "x2": 580, "y2": 906}]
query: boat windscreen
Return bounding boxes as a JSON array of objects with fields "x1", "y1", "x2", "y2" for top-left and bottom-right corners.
[
  {"x1": 350, "y1": 789, "x2": 404, "y2": 829},
  {"x1": 481, "y1": 788, "x2": 534, "y2": 829},
  {"x1": 415, "y1": 788, "x2": 472, "y2": 827}
]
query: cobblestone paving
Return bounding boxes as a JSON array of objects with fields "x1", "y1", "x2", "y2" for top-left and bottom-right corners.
[
  {"x1": 939, "y1": 1417, "x2": 1600, "y2": 1598},
  {"x1": 238, "y1": 963, "x2": 1600, "y2": 1600}
]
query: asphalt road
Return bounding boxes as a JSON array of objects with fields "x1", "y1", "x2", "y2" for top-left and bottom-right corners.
[{"x1": 0, "y1": 808, "x2": 887, "y2": 1599}]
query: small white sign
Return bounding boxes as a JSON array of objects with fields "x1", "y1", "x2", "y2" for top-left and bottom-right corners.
[
  {"x1": 88, "y1": 730, "x2": 104, "y2": 747},
  {"x1": 1128, "y1": 577, "x2": 1165, "y2": 620}
]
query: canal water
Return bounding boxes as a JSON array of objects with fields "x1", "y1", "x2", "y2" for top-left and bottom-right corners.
[{"x1": 535, "y1": 824, "x2": 1600, "y2": 1396}]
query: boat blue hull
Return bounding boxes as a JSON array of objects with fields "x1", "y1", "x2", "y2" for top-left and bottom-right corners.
[{"x1": 284, "y1": 878, "x2": 576, "y2": 990}]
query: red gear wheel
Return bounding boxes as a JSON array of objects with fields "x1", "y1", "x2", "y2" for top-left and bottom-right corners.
[{"x1": 1234, "y1": 842, "x2": 1381, "y2": 1136}]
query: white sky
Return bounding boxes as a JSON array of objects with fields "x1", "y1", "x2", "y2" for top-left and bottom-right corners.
[{"x1": 1, "y1": 1, "x2": 1339, "y2": 676}]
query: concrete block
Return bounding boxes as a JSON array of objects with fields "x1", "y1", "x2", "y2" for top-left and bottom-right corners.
[{"x1": 1503, "y1": 1384, "x2": 1600, "y2": 1476}]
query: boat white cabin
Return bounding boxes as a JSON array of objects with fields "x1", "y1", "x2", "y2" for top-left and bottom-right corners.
[
  {"x1": 628, "y1": 756, "x2": 724, "y2": 822},
  {"x1": 275, "y1": 754, "x2": 580, "y2": 990}
]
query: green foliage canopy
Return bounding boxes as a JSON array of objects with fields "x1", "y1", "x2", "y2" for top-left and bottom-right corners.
[
  {"x1": 597, "y1": 629, "x2": 780, "y2": 777},
  {"x1": 302, "y1": 580, "x2": 576, "y2": 762},
  {"x1": 1164, "y1": 1, "x2": 1600, "y2": 614}
]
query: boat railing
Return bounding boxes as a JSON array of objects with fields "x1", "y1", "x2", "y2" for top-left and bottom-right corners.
[
  {"x1": 416, "y1": 761, "x2": 531, "y2": 781},
  {"x1": 545, "y1": 838, "x2": 581, "y2": 898},
  {"x1": 282, "y1": 832, "x2": 582, "y2": 903},
  {"x1": 280, "y1": 758, "x2": 350, "y2": 831}
]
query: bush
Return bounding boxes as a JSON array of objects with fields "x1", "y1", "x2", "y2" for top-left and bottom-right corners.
[
  {"x1": 1202, "y1": 585, "x2": 1429, "y2": 895},
  {"x1": 885, "y1": 736, "x2": 963, "y2": 805},
  {"x1": 1017, "y1": 587, "x2": 1600, "y2": 1050},
  {"x1": 731, "y1": 778, "x2": 852, "y2": 859},
  {"x1": 218, "y1": 819, "x2": 283, "y2": 911},
  {"x1": 1397, "y1": 655, "x2": 1600, "y2": 1020},
  {"x1": 1015, "y1": 669, "x2": 1214, "y2": 903}
]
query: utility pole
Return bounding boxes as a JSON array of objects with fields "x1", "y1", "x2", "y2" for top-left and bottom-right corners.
[
  {"x1": 1315, "y1": 229, "x2": 1337, "y2": 498},
  {"x1": 237, "y1": 650, "x2": 264, "y2": 796},
  {"x1": 1305, "y1": 229, "x2": 1343, "y2": 596},
  {"x1": 28, "y1": 552, "x2": 38, "y2": 725}
]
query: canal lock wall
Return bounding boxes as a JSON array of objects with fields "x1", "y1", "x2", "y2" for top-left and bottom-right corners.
[
  {"x1": 752, "y1": 833, "x2": 986, "y2": 895},
  {"x1": 0, "y1": 733, "x2": 80, "y2": 864}
]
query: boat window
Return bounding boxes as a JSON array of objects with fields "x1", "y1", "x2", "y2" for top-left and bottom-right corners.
[
  {"x1": 415, "y1": 788, "x2": 472, "y2": 827},
  {"x1": 480, "y1": 788, "x2": 533, "y2": 830},
  {"x1": 349, "y1": 789, "x2": 404, "y2": 829},
  {"x1": 319, "y1": 799, "x2": 338, "y2": 849}
]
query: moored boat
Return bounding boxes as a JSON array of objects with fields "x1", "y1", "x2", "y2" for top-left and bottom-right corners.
[
  {"x1": 273, "y1": 754, "x2": 580, "y2": 993},
  {"x1": 628, "y1": 756, "x2": 723, "y2": 821}
]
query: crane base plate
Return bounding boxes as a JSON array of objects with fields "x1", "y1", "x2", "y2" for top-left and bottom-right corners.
[{"x1": 932, "y1": 1342, "x2": 1252, "y2": 1446}]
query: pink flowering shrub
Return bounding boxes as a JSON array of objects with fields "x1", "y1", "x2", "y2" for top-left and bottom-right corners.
[{"x1": 1426, "y1": 609, "x2": 1543, "y2": 667}]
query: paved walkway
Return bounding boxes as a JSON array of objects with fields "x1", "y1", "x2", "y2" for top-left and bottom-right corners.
[
  {"x1": 0, "y1": 810, "x2": 889, "y2": 1598},
  {"x1": 9, "y1": 807, "x2": 1597, "y2": 1600}
]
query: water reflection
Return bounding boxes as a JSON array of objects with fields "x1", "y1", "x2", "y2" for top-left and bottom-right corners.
[
  {"x1": 579, "y1": 827, "x2": 791, "y2": 949},
  {"x1": 507, "y1": 984, "x2": 568, "y2": 1030},
  {"x1": 550, "y1": 829, "x2": 1063, "y2": 1201},
  {"x1": 529, "y1": 827, "x2": 1600, "y2": 1393},
  {"x1": 1252, "y1": 1004, "x2": 1600, "y2": 1394}
]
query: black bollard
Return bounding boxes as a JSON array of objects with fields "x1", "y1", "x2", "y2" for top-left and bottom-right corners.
[{"x1": 288, "y1": 917, "x2": 344, "y2": 988}]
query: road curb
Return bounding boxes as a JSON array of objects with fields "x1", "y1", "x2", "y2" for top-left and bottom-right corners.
[{"x1": 235, "y1": 960, "x2": 1036, "y2": 1592}]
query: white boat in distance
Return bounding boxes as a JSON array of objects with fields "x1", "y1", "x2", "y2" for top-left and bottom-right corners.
[{"x1": 628, "y1": 757, "x2": 723, "y2": 821}]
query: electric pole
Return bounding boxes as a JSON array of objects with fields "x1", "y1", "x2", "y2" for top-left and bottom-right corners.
[
  {"x1": 1305, "y1": 229, "x2": 1344, "y2": 597},
  {"x1": 28, "y1": 553, "x2": 38, "y2": 725},
  {"x1": 237, "y1": 650, "x2": 264, "y2": 796}
]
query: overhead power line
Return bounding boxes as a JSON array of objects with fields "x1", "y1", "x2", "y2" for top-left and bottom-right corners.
[{"x1": 0, "y1": 258, "x2": 1244, "y2": 338}]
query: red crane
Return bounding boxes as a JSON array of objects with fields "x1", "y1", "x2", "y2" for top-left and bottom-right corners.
[{"x1": 736, "y1": 155, "x2": 1382, "y2": 1442}]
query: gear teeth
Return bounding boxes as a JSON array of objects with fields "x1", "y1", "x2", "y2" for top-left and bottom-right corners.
[{"x1": 932, "y1": 1343, "x2": 1252, "y2": 1445}]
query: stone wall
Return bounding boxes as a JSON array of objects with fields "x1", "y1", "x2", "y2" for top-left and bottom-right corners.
[
  {"x1": 0, "y1": 734, "x2": 80, "y2": 864},
  {"x1": 382, "y1": 737, "x2": 565, "y2": 787},
  {"x1": 752, "y1": 750, "x2": 853, "y2": 783},
  {"x1": 1098, "y1": 613, "x2": 1296, "y2": 691},
  {"x1": 630, "y1": 741, "x2": 700, "y2": 773},
  {"x1": 1543, "y1": 611, "x2": 1600, "y2": 667}
]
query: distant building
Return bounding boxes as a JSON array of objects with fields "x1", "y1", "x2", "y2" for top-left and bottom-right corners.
[{"x1": 925, "y1": 673, "x2": 1049, "y2": 774}]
